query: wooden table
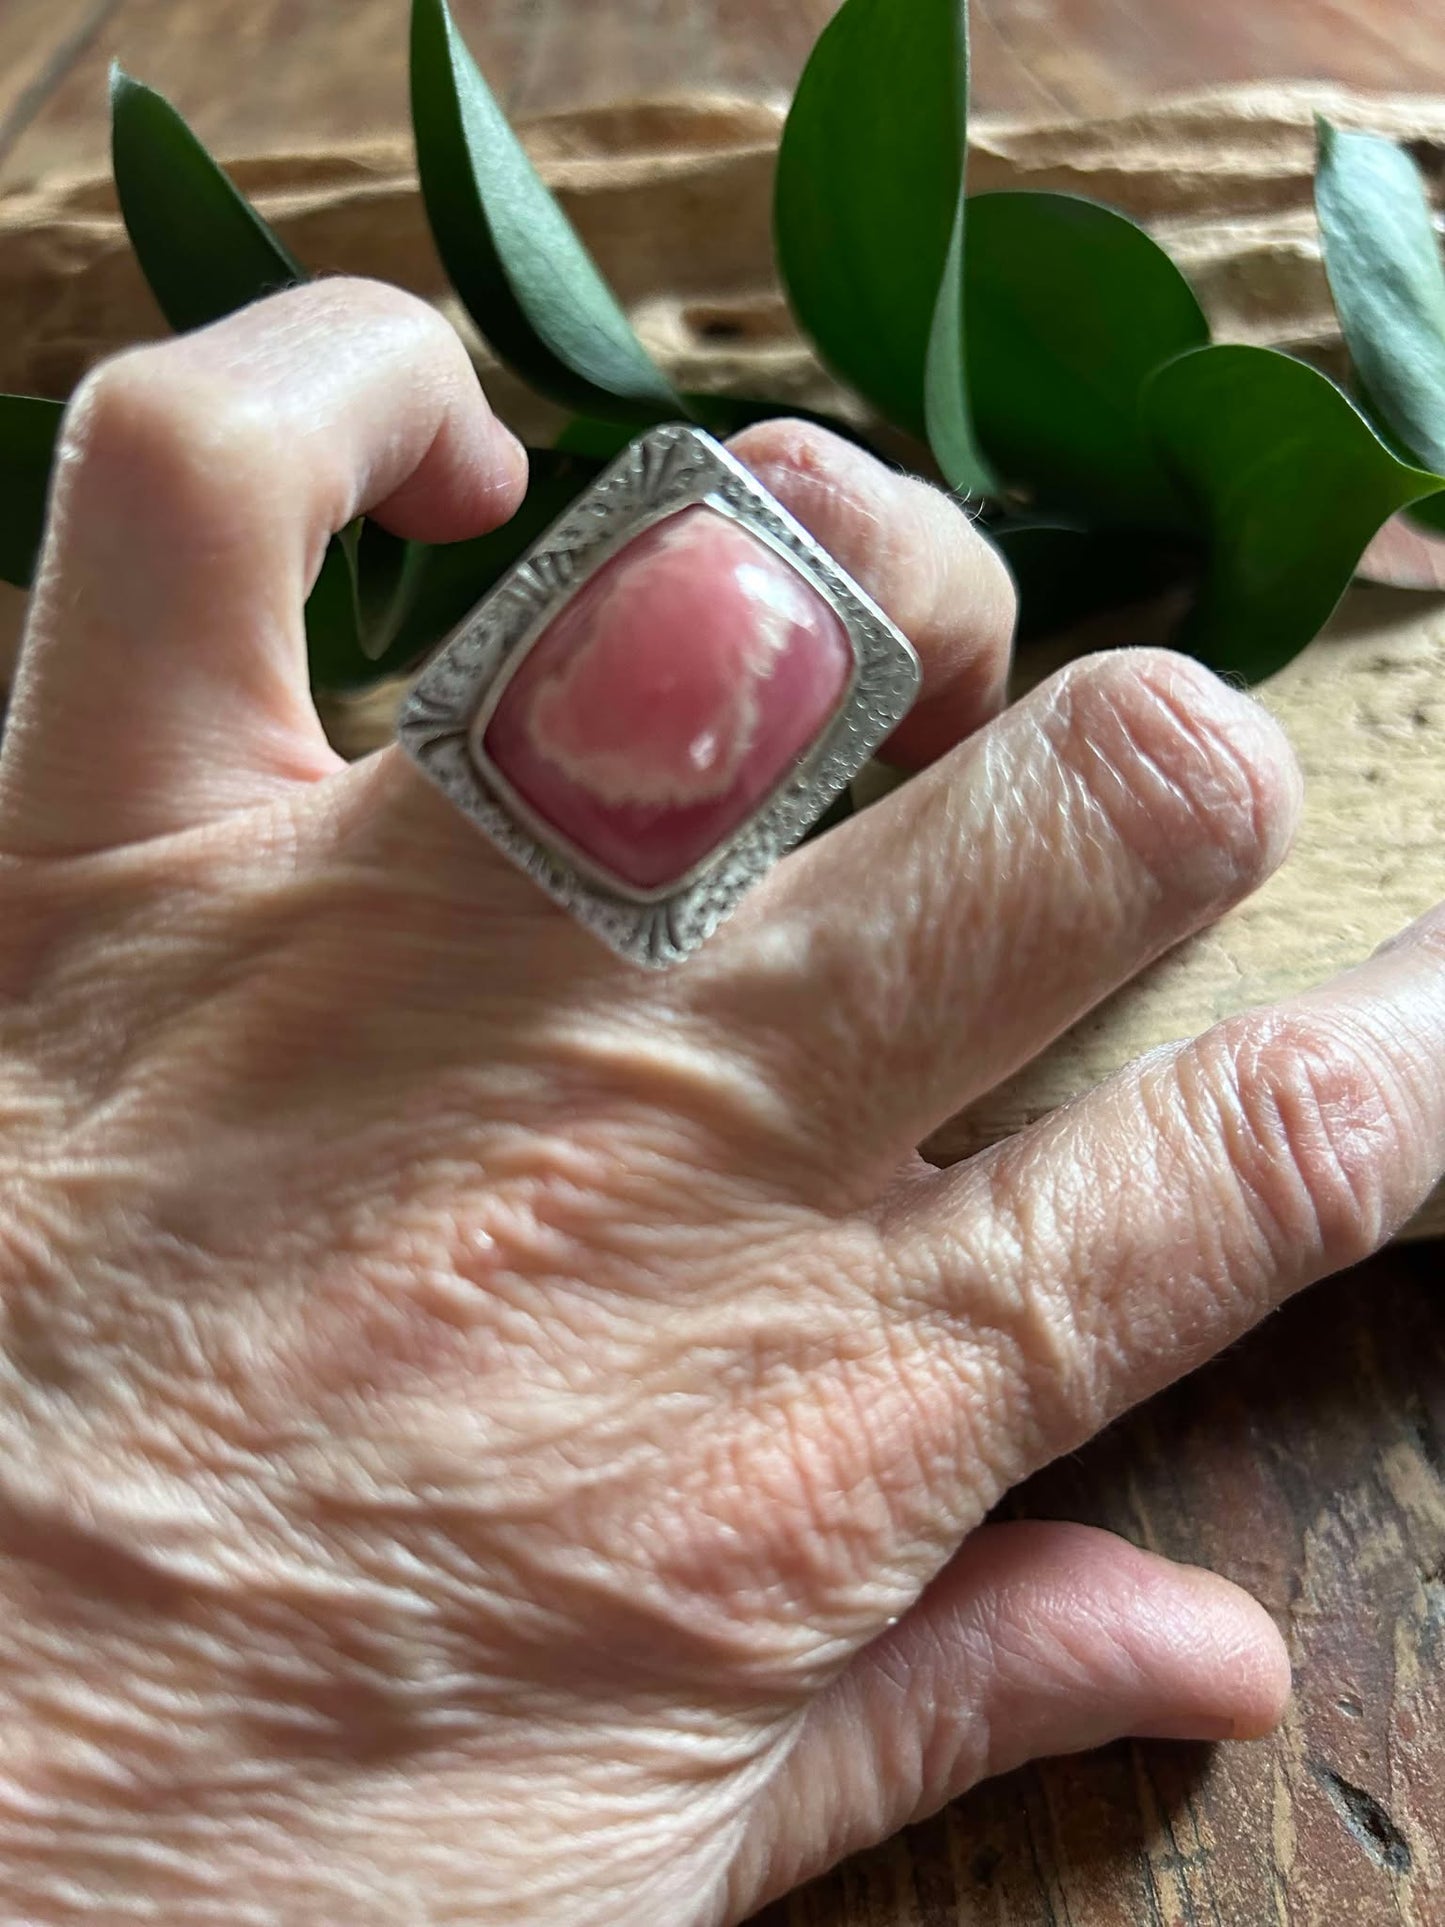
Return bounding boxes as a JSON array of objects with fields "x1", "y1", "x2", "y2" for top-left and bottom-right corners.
[
  {"x1": 2, "y1": 5, "x2": 1443, "y2": 1924},
  {"x1": 8, "y1": 0, "x2": 1445, "y2": 186}
]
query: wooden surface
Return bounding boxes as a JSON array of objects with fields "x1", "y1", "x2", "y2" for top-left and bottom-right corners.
[
  {"x1": 8, "y1": 0, "x2": 1445, "y2": 186},
  {"x1": 1, "y1": 3, "x2": 1444, "y2": 1924}
]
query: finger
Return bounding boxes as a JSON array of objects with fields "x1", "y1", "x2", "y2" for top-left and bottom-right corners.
[
  {"x1": 897, "y1": 903, "x2": 1445, "y2": 1482},
  {"x1": 727, "y1": 1521, "x2": 1289, "y2": 1916},
  {"x1": 708, "y1": 649, "x2": 1302, "y2": 1173},
  {"x1": 728, "y1": 418, "x2": 1017, "y2": 765},
  {"x1": 0, "y1": 278, "x2": 527, "y2": 856}
]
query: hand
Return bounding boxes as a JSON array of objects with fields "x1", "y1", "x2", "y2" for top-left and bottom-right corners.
[{"x1": 1, "y1": 280, "x2": 1442, "y2": 1927}]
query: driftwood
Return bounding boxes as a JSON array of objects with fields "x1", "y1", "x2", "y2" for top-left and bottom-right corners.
[{"x1": 3, "y1": 83, "x2": 1444, "y2": 1235}]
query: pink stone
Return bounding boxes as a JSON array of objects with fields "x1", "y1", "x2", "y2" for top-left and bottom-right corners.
[{"x1": 477, "y1": 506, "x2": 854, "y2": 894}]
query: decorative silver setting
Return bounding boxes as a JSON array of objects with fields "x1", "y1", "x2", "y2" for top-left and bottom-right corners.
[{"x1": 398, "y1": 424, "x2": 922, "y2": 968}]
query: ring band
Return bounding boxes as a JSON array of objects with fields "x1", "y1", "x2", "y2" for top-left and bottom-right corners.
[{"x1": 398, "y1": 425, "x2": 922, "y2": 968}]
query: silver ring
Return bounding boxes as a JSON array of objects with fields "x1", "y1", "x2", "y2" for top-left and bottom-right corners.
[{"x1": 398, "y1": 425, "x2": 921, "y2": 968}]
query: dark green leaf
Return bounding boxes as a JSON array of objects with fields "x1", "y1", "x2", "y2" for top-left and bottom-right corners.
[
  {"x1": 1144, "y1": 344, "x2": 1443, "y2": 681},
  {"x1": 111, "y1": 65, "x2": 304, "y2": 333},
  {"x1": 1409, "y1": 489, "x2": 1445, "y2": 533},
  {"x1": 1315, "y1": 118, "x2": 1445, "y2": 477},
  {"x1": 306, "y1": 521, "x2": 422, "y2": 691},
  {"x1": 923, "y1": 0, "x2": 995, "y2": 493},
  {"x1": 304, "y1": 527, "x2": 369, "y2": 693},
  {"x1": 555, "y1": 399, "x2": 881, "y2": 464},
  {"x1": 965, "y1": 192, "x2": 1210, "y2": 528},
  {"x1": 926, "y1": 186, "x2": 996, "y2": 495},
  {"x1": 989, "y1": 519, "x2": 1199, "y2": 642},
  {"x1": 410, "y1": 0, "x2": 682, "y2": 423},
  {"x1": 776, "y1": 0, "x2": 994, "y2": 490},
  {"x1": 0, "y1": 395, "x2": 63, "y2": 588},
  {"x1": 553, "y1": 417, "x2": 639, "y2": 459},
  {"x1": 351, "y1": 523, "x2": 416, "y2": 663}
]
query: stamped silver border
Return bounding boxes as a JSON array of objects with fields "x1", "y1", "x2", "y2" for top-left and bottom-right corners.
[{"x1": 397, "y1": 424, "x2": 922, "y2": 968}]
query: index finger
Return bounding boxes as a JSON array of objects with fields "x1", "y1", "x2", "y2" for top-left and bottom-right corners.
[{"x1": 1, "y1": 279, "x2": 527, "y2": 856}]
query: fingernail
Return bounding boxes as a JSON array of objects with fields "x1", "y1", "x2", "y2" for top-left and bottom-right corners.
[{"x1": 491, "y1": 417, "x2": 530, "y2": 490}]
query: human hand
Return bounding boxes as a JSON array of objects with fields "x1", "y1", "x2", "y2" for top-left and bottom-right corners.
[{"x1": 1, "y1": 281, "x2": 1443, "y2": 1926}]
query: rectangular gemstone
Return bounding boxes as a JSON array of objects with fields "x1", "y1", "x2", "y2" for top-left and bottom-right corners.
[{"x1": 475, "y1": 505, "x2": 855, "y2": 894}]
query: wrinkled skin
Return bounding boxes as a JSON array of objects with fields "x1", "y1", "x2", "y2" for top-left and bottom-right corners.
[{"x1": 0, "y1": 282, "x2": 1442, "y2": 1926}]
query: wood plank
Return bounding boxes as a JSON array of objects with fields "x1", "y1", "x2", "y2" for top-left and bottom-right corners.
[
  {"x1": 0, "y1": 0, "x2": 418, "y2": 187},
  {"x1": 0, "y1": 0, "x2": 125, "y2": 175},
  {"x1": 12, "y1": 0, "x2": 1445, "y2": 193},
  {"x1": 0, "y1": 0, "x2": 841, "y2": 189},
  {"x1": 974, "y1": 0, "x2": 1445, "y2": 119}
]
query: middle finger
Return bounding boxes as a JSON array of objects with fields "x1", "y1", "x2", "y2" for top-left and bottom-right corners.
[{"x1": 702, "y1": 648, "x2": 1303, "y2": 1179}]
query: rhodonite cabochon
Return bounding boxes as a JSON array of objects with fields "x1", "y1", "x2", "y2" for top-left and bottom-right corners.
[
  {"x1": 397, "y1": 425, "x2": 921, "y2": 968},
  {"x1": 475, "y1": 506, "x2": 855, "y2": 894}
]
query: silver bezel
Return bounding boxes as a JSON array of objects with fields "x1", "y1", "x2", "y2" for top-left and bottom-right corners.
[{"x1": 397, "y1": 424, "x2": 921, "y2": 968}]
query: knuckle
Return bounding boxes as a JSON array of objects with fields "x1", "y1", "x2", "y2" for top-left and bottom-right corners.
[
  {"x1": 63, "y1": 348, "x2": 284, "y2": 529},
  {"x1": 730, "y1": 414, "x2": 842, "y2": 479},
  {"x1": 734, "y1": 418, "x2": 1015, "y2": 681},
  {"x1": 304, "y1": 274, "x2": 467, "y2": 362},
  {"x1": 888, "y1": 1199, "x2": 1082, "y2": 1482},
  {"x1": 1050, "y1": 648, "x2": 1301, "y2": 905},
  {"x1": 1200, "y1": 1009, "x2": 1411, "y2": 1266}
]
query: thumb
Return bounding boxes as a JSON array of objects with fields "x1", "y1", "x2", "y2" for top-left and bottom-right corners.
[{"x1": 727, "y1": 1520, "x2": 1290, "y2": 1917}]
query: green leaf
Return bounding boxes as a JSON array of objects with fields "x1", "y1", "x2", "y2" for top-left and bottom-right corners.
[
  {"x1": 110, "y1": 65, "x2": 304, "y2": 333},
  {"x1": 410, "y1": 0, "x2": 682, "y2": 423},
  {"x1": 1144, "y1": 344, "x2": 1443, "y2": 681},
  {"x1": 304, "y1": 525, "x2": 369, "y2": 693},
  {"x1": 0, "y1": 395, "x2": 63, "y2": 588},
  {"x1": 382, "y1": 451, "x2": 603, "y2": 667},
  {"x1": 965, "y1": 192, "x2": 1210, "y2": 528},
  {"x1": 1408, "y1": 489, "x2": 1445, "y2": 533},
  {"x1": 552, "y1": 417, "x2": 639, "y2": 460},
  {"x1": 1315, "y1": 117, "x2": 1445, "y2": 478},
  {"x1": 776, "y1": 0, "x2": 993, "y2": 490},
  {"x1": 989, "y1": 519, "x2": 1199, "y2": 642},
  {"x1": 927, "y1": 193, "x2": 997, "y2": 495},
  {"x1": 306, "y1": 521, "x2": 422, "y2": 691}
]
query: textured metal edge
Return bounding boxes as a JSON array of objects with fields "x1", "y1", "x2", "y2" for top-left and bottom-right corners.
[{"x1": 397, "y1": 424, "x2": 922, "y2": 968}]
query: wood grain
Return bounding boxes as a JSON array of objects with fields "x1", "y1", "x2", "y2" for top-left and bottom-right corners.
[
  {"x1": 9, "y1": 0, "x2": 1445, "y2": 188},
  {"x1": 0, "y1": 0, "x2": 123, "y2": 174}
]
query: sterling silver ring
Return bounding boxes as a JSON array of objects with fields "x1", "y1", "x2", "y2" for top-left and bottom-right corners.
[{"x1": 398, "y1": 424, "x2": 922, "y2": 969}]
